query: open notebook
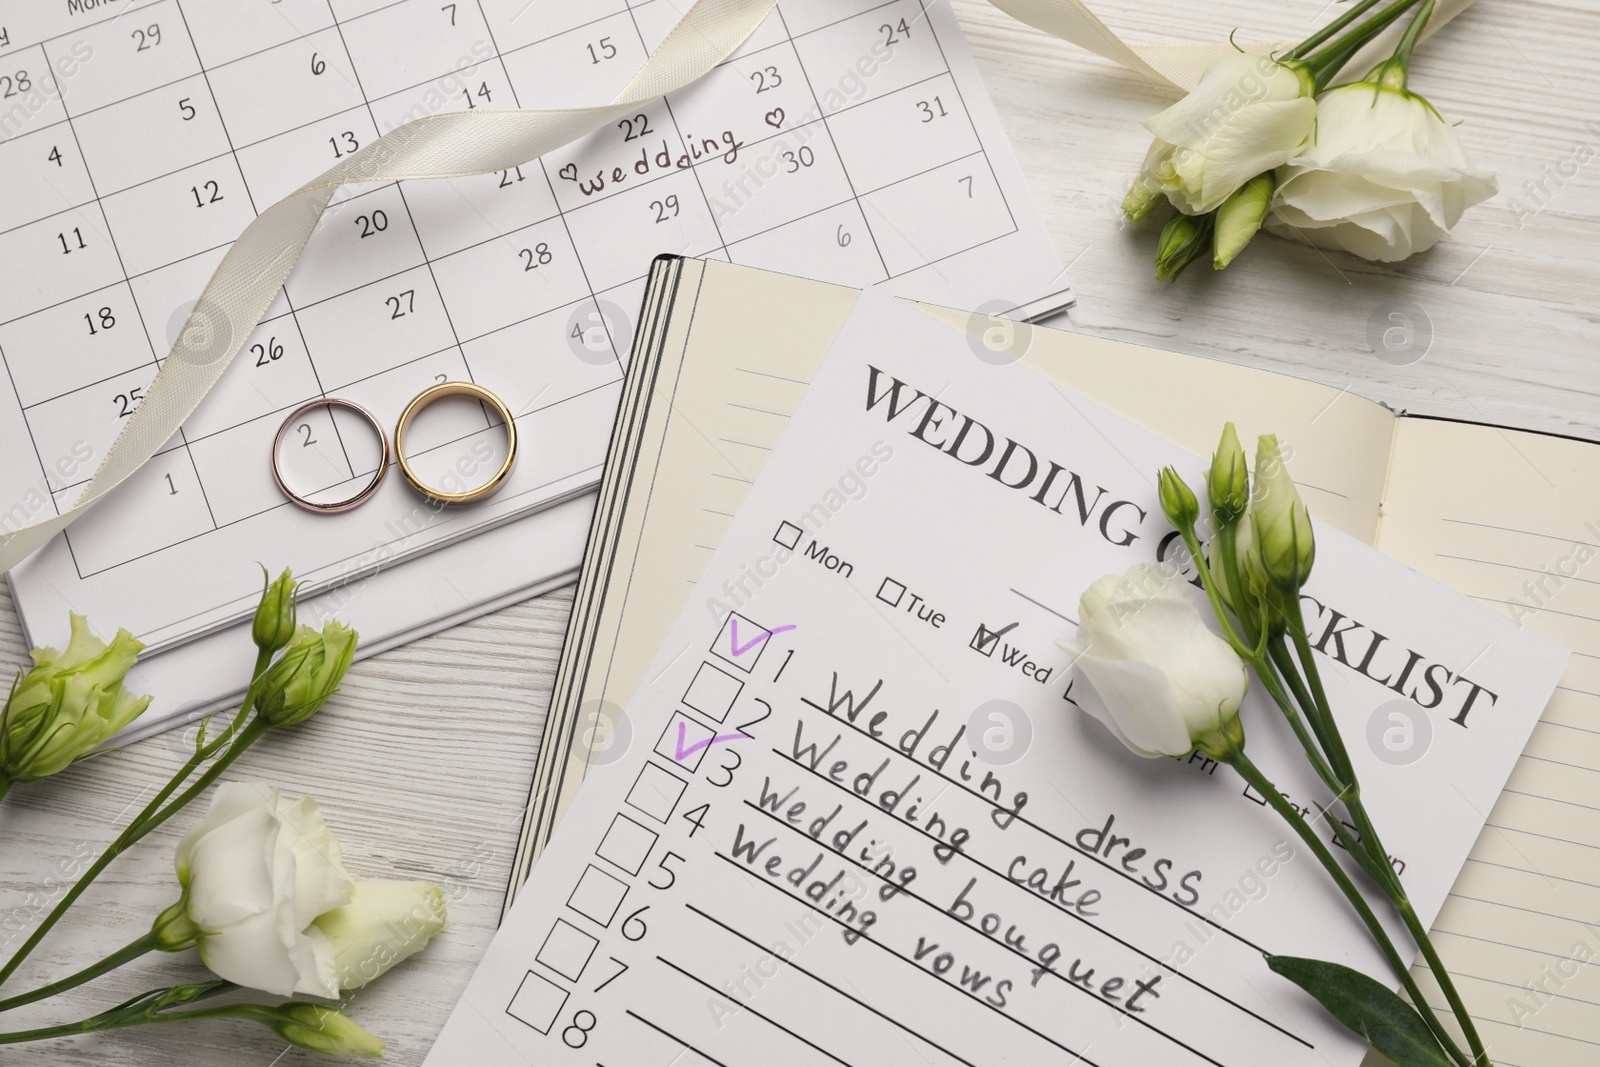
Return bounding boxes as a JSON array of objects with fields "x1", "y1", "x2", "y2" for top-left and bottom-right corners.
[{"x1": 512, "y1": 256, "x2": 1599, "y2": 1064}]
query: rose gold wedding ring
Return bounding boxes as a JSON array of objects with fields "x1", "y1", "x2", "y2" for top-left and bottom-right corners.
[
  {"x1": 394, "y1": 381, "x2": 518, "y2": 506},
  {"x1": 271, "y1": 398, "x2": 391, "y2": 514}
]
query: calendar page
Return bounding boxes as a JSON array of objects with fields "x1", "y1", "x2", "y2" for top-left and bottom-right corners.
[{"x1": 0, "y1": 0, "x2": 1072, "y2": 652}]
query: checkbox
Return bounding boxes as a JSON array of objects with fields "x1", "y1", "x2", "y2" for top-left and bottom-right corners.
[
  {"x1": 711, "y1": 612, "x2": 773, "y2": 672},
  {"x1": 683, "y1": 661, "x2": 743, "y2": 723},
  {"x1": 876, "y1": 577, "x2": 906, "y2": 608},
  {"x1": 971, "y1": 625, "x2": 1000, "y2": 657},
  {"x1": 596, "y1": 812, "x2": 659, "y2": 876},
  {"x1": 536, "y1": 919, "x2": 598, "y2": 982},
  {"x1": 567, "y1": 864, "x2": 628, "y2": 927},
  {"x1": 627, "y1": 762, "x2": 688, "y2": 823},
  {"x1": 507, "y1": 970, "x2": 569, "y2": 1034},
  {"x1": 655, "y1": 711, "x2": 716, "y2": 772},
  {"x1": 773, "y1": 520, "x2": 803, "y2": 550},
  {"x1": 970, "y1": 620, "x2": 1017, "y2": 658}
]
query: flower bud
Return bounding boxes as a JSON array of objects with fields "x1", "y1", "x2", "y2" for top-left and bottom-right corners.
[
  {"x1": 255, "y1": 623, "x2": 357, "y2": 728},
  {"x1": 1122, "y1": 179, "x2": 1165, "y2": 223},
  {"x1": 252, "y1": 567, "x2": 300, "y2": 655},
  {"x1": 151, "y1": 894, "x2": 202, "y2": 952},
  {"x1": 313, "y1": 879, "x2": 447, "y2": 991},
  {"x1": 1252, "y1": 434, "x2": 1315, "y2": 591},
  {"x1": 1208, "y1": 423, "x2": 1250, "y2": 528},
  {"x1": 0, "y1": 614, "x2": 152, "y2": 783},
  {"x1": 1154, "y1": 212, "x2": 1214, "y2": 281},
  {"x1": 1213, "y1": 172, "x2": 1274, "y2": 269},
  {"x1": 258, "y1": 1004, "x2": 385, "y2": 1058},
  {"x1": 1157, "y1": 467, "x2": 1199, "y2": 530}
]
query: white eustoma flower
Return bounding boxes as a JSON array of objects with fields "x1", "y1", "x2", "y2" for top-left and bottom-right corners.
[
  {"x1": 312, "y1": 879, "x2": 447, "y2": 991},
  {"x1": 1060, "y1": 564, "x2": 1248, "y2": 759},
  {"x1": 1267, "y1": 83, "x2": 1497, "y2": 261},
  {"x1": 1127, "y1": 53, "x2": 1317, "y2": 217},
  {"x1": 176, "y1": 782, "x2": 353, "y2": 998}
]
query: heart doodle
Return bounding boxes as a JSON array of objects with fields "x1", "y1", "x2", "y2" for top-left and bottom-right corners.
[
  {"x1": 763, "y1": 108, "x2": 785, "y2": 129},
  {"x1": 558, "y1": 163, "x2": 579, "y2": 182}
]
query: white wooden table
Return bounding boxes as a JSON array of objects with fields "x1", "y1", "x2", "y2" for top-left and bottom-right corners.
[{"x1": 2, "y1": 1, "x2": 1594, "y2": 1062}]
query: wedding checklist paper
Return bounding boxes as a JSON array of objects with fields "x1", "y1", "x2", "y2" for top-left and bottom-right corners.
[
  {"x1": 0, "y1": 0, "x2": 1069, "y2": 661},
  {"x1": 426, "y1": 294, "x2": 1568, "y2": 1066}
]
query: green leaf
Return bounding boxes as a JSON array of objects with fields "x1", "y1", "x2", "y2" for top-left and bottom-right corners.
[{"x1": 1267, "y1": 955, "x2": 1455, "y2": 1067}]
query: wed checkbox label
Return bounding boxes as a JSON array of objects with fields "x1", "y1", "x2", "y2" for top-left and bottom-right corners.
[
  {"x1": 566, "y1": 865, "x2": 628, "y2": 927},
  {"x1": 683, "y1": 661, "x2": 743, "y2": 723},
  {"x1": 627, "y1": 762, "x2": 688, "y2": 823},
  {"x1": 536, "y1": 919, "x2": 598, "y2": 983},
  {"x1": 596, "y1": 812, "x2": 659, "y2": 876}
]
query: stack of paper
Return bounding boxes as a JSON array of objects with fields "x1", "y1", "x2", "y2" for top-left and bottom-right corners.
[{"x1": 426, "y1": 266, "x2": 1587, "y2": 1065}]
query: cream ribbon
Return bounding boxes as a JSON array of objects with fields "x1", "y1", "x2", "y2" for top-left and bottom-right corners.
[{"x1": 0, "y1": 0, "x2": 1477, "y2": 574}]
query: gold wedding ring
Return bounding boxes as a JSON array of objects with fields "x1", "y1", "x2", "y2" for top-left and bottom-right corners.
[
  {"x1": 272, "y1": 398, "x2": 391, "y2": 514},
  {"x1": 394, "y1": 381, "x2": 518, "y2": 505}
]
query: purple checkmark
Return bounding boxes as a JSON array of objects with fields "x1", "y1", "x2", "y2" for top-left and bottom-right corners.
[
  {"x1": 674, "y1": 722, "x2": 747, "y2": 761},
  {"x1": 729, "y1": 618, "x2": 795, "y2": 656}
]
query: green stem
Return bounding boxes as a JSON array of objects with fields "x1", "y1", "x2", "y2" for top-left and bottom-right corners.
[
  {"x1": 1339, "y1": 781, "x2": 1488, "y2": 1064},
  {"x1": 0, "y1": 981, "x2": 236, "y2": 1045},
  {"x1": 1227, "y1": 750, "x2": 1474, "y2": 1067},
  {"x1": 139, "y1": 648, "x2": 274, "y2": 829},
  {"x1": 1284, "y1": 0, "x2": 1389, "y2": 60},
  {"x1": 1392, "y1": 889, "x2": 1488, "y2": 1064},
  {"x1": 0, "y1": 934, "x2": 158, "y2": 1014},
  {"x1": 0, "y1": 714, "x2": 271, "y2": 991},
  {"x1": 1267, "y1": 638, "x2": 1349, "y2": 786},
  {"x1": 1177, "y1": 526, "x2": 1252, "y2": 655},
  {"x1": 1258, "y1": 648, "x2": 1347, "y2": 795},
  {"x1": 1282, "y1": 600, "x2": 1488, "y2": 1065},
  {"x1": 1285, "y1": 600, "x2": 1357, "y2": 786},
  {"x1": 1370, "y1": 0, "x2": 1435, "y2": 89},
  {"x1": 1186, "y1": 523, "x2": 1346, "y2": 793},
  {"x1": 0, "y1": 776, "x2": 12, "y2": 806},
  {"x1": 1217, "y1": 526, "x2": 1260, "y2": 648},
  {"x1": 0, "y1": 1013, "x2": 145, "y2": 1045},
  {"x1": 1296, "y1": 0, "x2": 1427, "y2": 90}
]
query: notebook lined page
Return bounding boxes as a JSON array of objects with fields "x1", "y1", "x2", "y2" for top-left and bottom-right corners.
[{"x1": 1377, "y1": 417, "x2": 1600, "y2": 1067}]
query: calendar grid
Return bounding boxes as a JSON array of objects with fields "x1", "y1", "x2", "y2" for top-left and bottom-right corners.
[
  {"x1": 470, "y1": 4, "x2": 631, "y2": 374},
  {"x1": 772, "y1": 7, "x2": 890, "y2": 280},
  {"x1": 918, "y1": 0, "x2": 1019, "y2": 236},
  {"x1": 17, "y1": 156, "x2": 1017, "y2": 505},
  {"x1": 33, "y1": 261, "x2": 660, "y2": 501},
  {"x1": 37, "y1": 12, "x2": 224, "y2": 541},
  {"x1": 322, "y1": 0, "x2": 496, "y2": 443},
  {"x1": 1, "y1": 0, "x2": 1070, "y2": 645},
  {"x1": 0, "y1": 56, "x2": 973, "y2": 250},
  {"x1": 468, "y1": 0, "x2": 630, "y2": 371},
  {"x1": 0, "y1": 10, "x2": 999, "y2": 288},
  {"x1": 621, "y1": 1, "x2": 732, "y2": 265},
  {"x1": 174, "y1": 0, "x2": 363, "y2": 483}
]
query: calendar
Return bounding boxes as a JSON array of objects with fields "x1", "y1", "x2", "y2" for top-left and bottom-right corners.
[{"x1": 0, "y1": 0, "x2": 1072, "y2": 652}]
